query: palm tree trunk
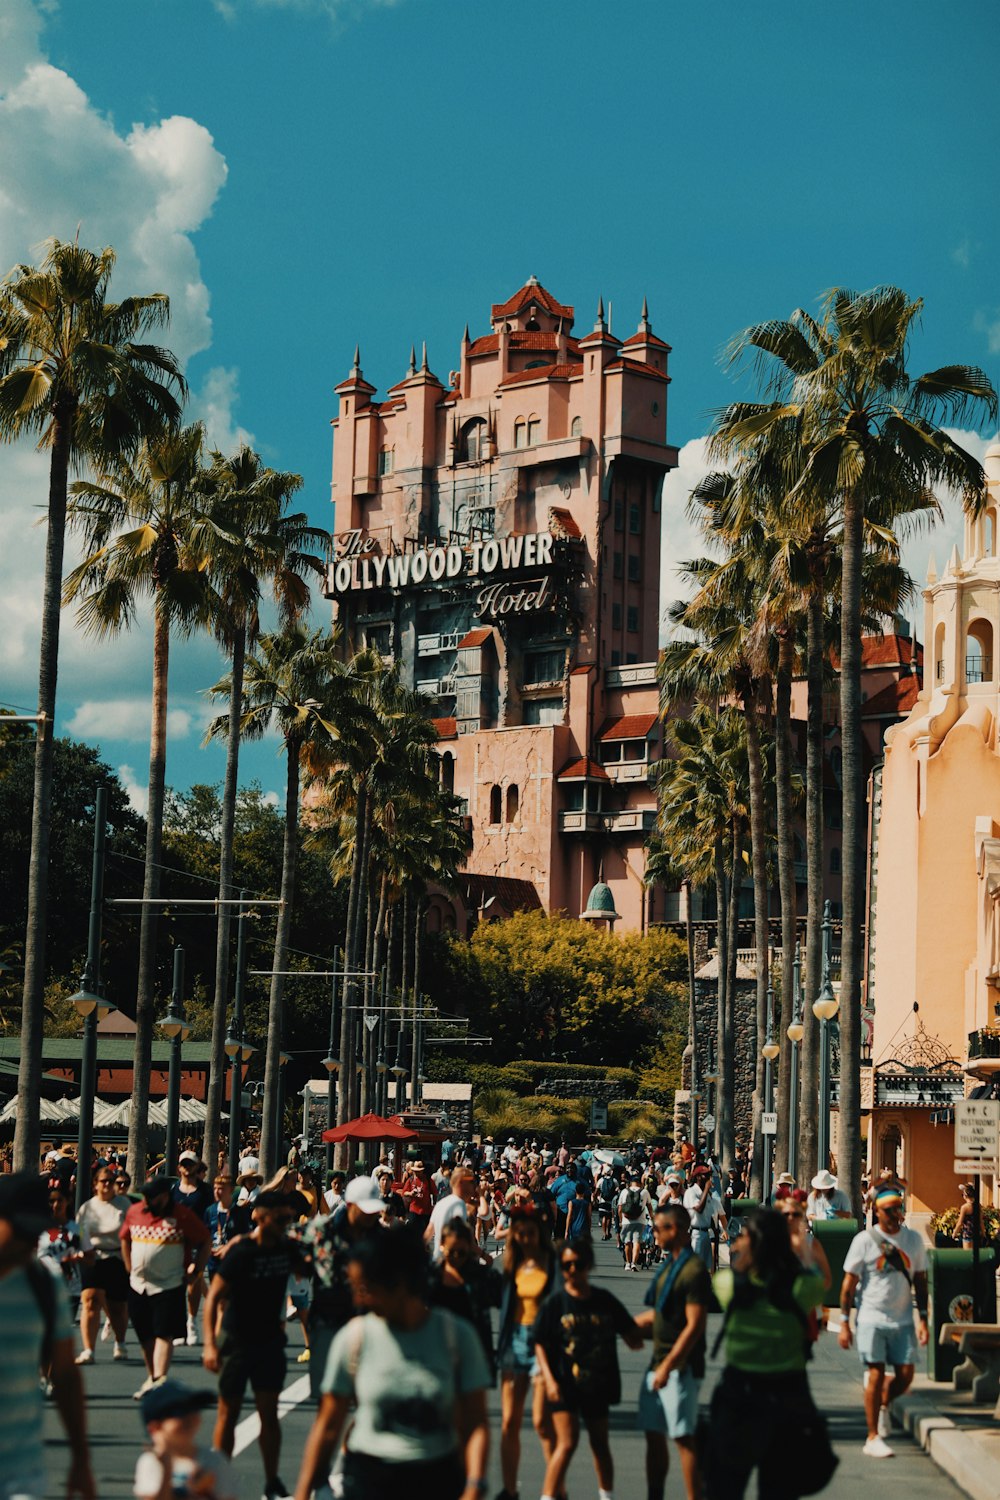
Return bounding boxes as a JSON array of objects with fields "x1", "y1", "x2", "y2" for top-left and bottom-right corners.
[
  {"x1": 350, "y1": 801, "x2": 373, "y2": 1121},
  {"x1": 713, "y1": 840, "x2": 730, "y2": 1165},
  {"x1": 335, "y1": 781, "x2": 366, "y2": 1164},
  {"x1": 260, "y1": 736, "x2": 300, "y2": 1177},
  {"x1": 744, "y1": 676, "x2": 770, "y2": 1203},
  {"x1": 683, "y1": 876, "x2": 698, "y2": 1146},
  {"x1": 14, "y1": 407, "x2": 72, "y2": 1171},
  {"x1": 838, "y1": 490, "x2": 864, "y2": 1215},
  {"x1": 773, "y1": 636, "x2": 797, "y2": 1178},
  {"x1": 361, "y1": 871, "x2": 376, "y2": 1115},
  {"x1": 205, "y1": 625, "x2": 245, "y2": 1177},
  {"x1": 127, "y1": 601, "x2": 171, "y2": 1178},
  {"x1": 411, "y1": 890, "x2": 424, "y2": 1105},
  {"x1": 724, "y1": 824, "x2": 742, "y2": 1170},
  {"x1": 800, "y1": 570, "x2": 825, "y2": 1183}
]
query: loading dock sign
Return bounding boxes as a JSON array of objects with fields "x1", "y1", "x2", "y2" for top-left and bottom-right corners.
[{"x1": 954, "y1": 1099, "x2": 1000, "y2": 1169}]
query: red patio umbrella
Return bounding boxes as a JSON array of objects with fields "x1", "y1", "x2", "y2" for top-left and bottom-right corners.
[{"x1": 321, "y1": 1111, "x2": 418, "y2": 1144}]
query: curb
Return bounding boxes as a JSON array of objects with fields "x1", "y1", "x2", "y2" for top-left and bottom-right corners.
[{"x1": 893, "y1": 1391, "x2": 1000, "y2": 1500}]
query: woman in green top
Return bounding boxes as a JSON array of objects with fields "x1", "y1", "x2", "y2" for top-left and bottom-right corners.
[{"x1": 706, "y1": 1208, "x2": 834, "y2": 1499}]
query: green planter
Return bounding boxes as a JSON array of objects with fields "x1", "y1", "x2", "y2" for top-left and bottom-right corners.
[{"x1": 927, "y1": 1247, "x2": 997, "y2": 1381}]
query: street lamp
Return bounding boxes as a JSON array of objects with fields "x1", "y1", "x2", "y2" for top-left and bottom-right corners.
[
  {"x1": 73, "y1": 788, "x2": 118, "y2": 1212},
  {"x1": 323, "y1": 951, "x2": 340, "y2": 1173},
  {"x1": 762, "y1": 978, "x2": 780, "y2": 1202},
  {"x1": 812, "y1": 901, "x2": 840, "y2": 1173},
  {"x1": 158, "y1": 948, "x2": 190, "y2": 1175},
  {"x1": 787, "y1": 940, "x2": 804, "y2": 1179}
]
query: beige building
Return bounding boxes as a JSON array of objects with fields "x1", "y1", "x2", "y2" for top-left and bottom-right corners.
[{"x1": 869, "y1": 442, "x2": 1000, "y2": 1226}]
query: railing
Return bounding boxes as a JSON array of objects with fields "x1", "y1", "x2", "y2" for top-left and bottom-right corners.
[
  {"x1": 967, "y1": 655, "x2": 992, "y2": 683},
  {"x1": 604, "y1": 662, "x2": 659, "y2": 688},
  {"x1": 968, "y1": 1028, "x2": 1000, "y2": 1060}
]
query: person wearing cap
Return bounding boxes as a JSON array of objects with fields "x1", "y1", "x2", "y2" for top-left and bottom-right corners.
[
  {"x1": 290, "y1": 1174, "x2": 384, "y2": 1402},
  {"x1": 806, "y1": 1170, "x2": 852, "y2": 1223},
  {"x1": 121, "y1": 1176, "x2": 211, "y2": 1399},
  {"x1": 135, "y1": 1378, "x2": 236, "y2": 1500},
  {"x1": 839, "y1": 1186, "x2": 929, "y2": 1459},
  {"x1": 0, "y1": 1171, "x2": 95, "y2": 1500},
  {"x1": 173, "y1": 1154, "x2": 214, "y2": 1346},
  {"x1": 236, "y1": 1166, "x2": 263, "y2": 1206},
  {"x1": 202, "y1": 1190, "x2": 303, "y2": 1500}
]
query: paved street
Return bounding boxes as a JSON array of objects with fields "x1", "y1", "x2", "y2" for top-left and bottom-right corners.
[{"x1": 43, "y1": 1238, "x2": 964, "y2": 1500}]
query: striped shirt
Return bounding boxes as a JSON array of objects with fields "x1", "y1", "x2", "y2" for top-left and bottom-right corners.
[
  {"x1": 0, "y1": 1259, "x2": 73, "y2": 1482},
  {"x1": 120, "y1": 1202, "x2": 210, "y2": 1294}
]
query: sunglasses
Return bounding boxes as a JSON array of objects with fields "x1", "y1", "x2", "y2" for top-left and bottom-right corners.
[{"x1": 561, "y1": 1258, "x2": 582, "y2": 1271}]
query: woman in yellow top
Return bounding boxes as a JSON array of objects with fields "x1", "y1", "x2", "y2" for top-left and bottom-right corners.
[
  {"x1": 707, "y1": 1208, "x2": 834, "y2": 1499},
  {"x1": 494, "y1": 1206, "x2": 558, "y2": 1500}
]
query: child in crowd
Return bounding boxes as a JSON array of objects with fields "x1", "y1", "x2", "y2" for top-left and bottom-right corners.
[{"x1": 134, "y1": 1379, "x2": 237, "y2": 1500}]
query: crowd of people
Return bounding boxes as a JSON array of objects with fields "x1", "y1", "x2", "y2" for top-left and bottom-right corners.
[{"x1": 0, "y1": 1129, "x2": 937, "y2": 1500}]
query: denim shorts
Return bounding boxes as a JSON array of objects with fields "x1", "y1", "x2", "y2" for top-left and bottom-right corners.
[
  {"x1": 636, "y1": 1366, "x2": 701, "y2": 1438},
  {"x1": 500, "y1": 1322, "x2": 537, "y2": 1376},
  {"x1": 856, "y1": 1319, "x2": 918, "y2": 1369},
  {"x1": 621, "y1": 1222, "x2": 644, "y2": 1243}
]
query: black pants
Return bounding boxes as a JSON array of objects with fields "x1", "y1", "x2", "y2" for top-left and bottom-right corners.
[
  {"x1": 340, "y1": 1450, "x2": 465, "y2": 1500},
  {"x1": 704, "y1": 1368, "x2": 819, "y2": 1500}
]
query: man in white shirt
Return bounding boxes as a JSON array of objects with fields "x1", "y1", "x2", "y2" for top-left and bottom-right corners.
[
  {"x1": 683, "y1": 1164, "x2": 726, "y2": 1269},
  {"x1": 807, "y1": 1169, "x2": 853, "y2": 1222},
  {"x1": 840, "y1": 1186, "x2": 928, "y2": 1459},
  {"x1": 424, "y1": 1167, "x2": 475, "y2": 1259}
]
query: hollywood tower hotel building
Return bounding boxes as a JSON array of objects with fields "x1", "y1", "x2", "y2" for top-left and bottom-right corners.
[{"x1": 325, "y1": 280, "x2": 678, "y2": 933}]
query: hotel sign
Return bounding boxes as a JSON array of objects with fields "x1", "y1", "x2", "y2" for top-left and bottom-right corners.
[{"x1": 326, "y1": 529, "x2": 557, "y2": 599}]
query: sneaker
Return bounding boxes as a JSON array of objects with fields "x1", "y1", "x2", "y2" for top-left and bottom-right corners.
[
  {"x1": 262, "y1": 1480, "x2": 290, "y2": 1500},
  {"x1": 296, "y1": 1348, "x2": 311, "y2": 1363},
  {"x1": 877, "y1": 1405, "x2": 892, "y2": 1438},
  {"x1": 74, "y1": 1349, "x2": 94, "y2": 1366},
  {"x1": 100, "y1": 1318, "x2": 112, "y2": 1343},
  {"x1": 863, "y1": 1436, "x2": 894, "y2": 1459},
  {"x1": 185, "y1": 1318, "x2": 198, "y2": 1347},
  {"x1": 114, "y1": 1343, "x2": 128, "y2": 1361}
]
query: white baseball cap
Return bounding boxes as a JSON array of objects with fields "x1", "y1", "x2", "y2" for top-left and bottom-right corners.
[
  {"x1": 178, "y1": 1151, "x2": 199, "y2": 1164},
  {"x1": 345, "y1": 1175, "x2": 383, "y2": 1214}
]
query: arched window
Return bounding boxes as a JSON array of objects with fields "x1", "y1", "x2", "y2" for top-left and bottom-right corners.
[
  {"x1": 570, "y1": 416, "x2": 582, "y2": 437},
  {"x1": 934, "y1": 621, "x2": 946, "y2": 682},
  {"x1": 967, "y1": 618, "x2": 994, "y2": 683},
  {"x1": 459, "y1": 418, "x2": 488, "y2": 463},
  {"x1": 378, "y1": 448, "x2": 394, "y2": 476},
  {"x1": 489, "y1": 784, "x2": 502, "y2": 823},
  {"x1": 514, "y1": 419, "x2": 527, "y2": 450},
  {"x1": 526, "y1": 415, "x2": 541, "y2": 446},
  {"x1": 506, "y1": 784, "x2": 519, "y2": 823},
  {"x1": 440, "y1": 752, "x2": 455, "y2": 794},
  {"x1": 525, "y1": 318, "x2": 540, "y2": 331},
  {"x1": 830, "y1": 846, "x2": 841, "y2": 874},
  {"x1": 880, "y1": 1124, "x2": 903, "y2": 1178}
]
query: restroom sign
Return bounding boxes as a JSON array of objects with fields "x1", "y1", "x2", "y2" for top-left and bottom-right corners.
[{"x1": 954, "y1": 1099, "x2": 1000, "y2": 1160}]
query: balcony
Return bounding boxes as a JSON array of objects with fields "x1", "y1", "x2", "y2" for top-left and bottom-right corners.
[
  {"x1": 417, "y1": 630, "x2": 462, "y2": 656},
  {"x1": 966, "y1": 1028, "x2": 1000, "y2": 1076},
  {"x1": 604, "y1": 662, "x2": 658, "y2": 688},
  {"x1": 605, "y1": 760, "x2": 650, "y2": 784},
  {"x1": 968, "y1": 655, "x2": 992, "y2": 684},
  {"x1": 560, "y1": 811, "x2": 604, "y2": 834},
  {"x1": 603, "y1": 808, "x2": 657, "y2": 834},
  {"x1": 416, "y1": 676, "x2": 457, "y2": 699}
]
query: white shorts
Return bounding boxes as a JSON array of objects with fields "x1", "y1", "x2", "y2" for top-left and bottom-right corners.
[{"x1": 637, "y1": 1367, "x2": 701, "y2": 1438}]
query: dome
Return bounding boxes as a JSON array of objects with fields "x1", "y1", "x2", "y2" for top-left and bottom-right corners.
[
  {"x1": 985, "y1": 441, "x2": 1000, "y2": 484},
  {"x1": 580, "y1": 879, "x2": 620, "y2": 922}
]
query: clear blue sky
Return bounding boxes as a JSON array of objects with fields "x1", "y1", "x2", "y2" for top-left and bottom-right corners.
[{"x1": 1, "y1": 0, "x2": 998, "y2": 806}]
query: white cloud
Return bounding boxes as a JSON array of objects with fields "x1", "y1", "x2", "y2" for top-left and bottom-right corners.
[
  {"x1": 261, "y1": 790, "x2": 280, "y2": 808},
  {"x1": 658, "y1": 435, "x2": 718, "y2": 641},
  {"x1": 973, "y1": 307, "x2": 1000, "y2": 356},
  {"x1": 214, "y1": 0, "x2": 404, "y2": 16},
  {"x1": 952, "y1": 240, "x2": 974, "y2": 270},
  {"x1": 68, "y1": 699, "x2": 195, "y2": 742},
  {"x1": 191, "y1": 366, "x2": 255, "y2": 454},
  {"x1": 116, "y1": 763, "x2": 148, "y2": 819}
]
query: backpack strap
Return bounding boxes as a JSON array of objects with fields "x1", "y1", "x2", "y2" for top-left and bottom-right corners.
[
  {"x1": 24, "y1": 1257, "x2": 57, "y2": 1368},
  {"x1": 867, "y1": 1227, "x2": 913, "y2": 1286},
  {"x1": 711, "y1": 1273, "x2": 813, "y2": 1363}
]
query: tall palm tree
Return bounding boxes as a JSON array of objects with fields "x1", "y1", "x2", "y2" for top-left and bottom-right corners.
[
  {"x1": 199, "y1": 447, "x2": 327, "y2": 1177},
  {"x1": 718, "y1": 287, "x2": 996, "y2": 1209},
  {"x1": 211, "y1": 625, "x2": 347, "y2": 1176},
  {"x1": 0, "y1": 239, "x2": 184, "y2": 1169},
  {"x1": 64, "y1": 423, "x2": 219, "y2": 1175}
]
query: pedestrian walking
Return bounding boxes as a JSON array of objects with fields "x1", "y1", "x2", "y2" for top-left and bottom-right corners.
[
  {"x1": 534, "y1": 1237, "x2": 644, "y2": 1500},
  {"x1": 0, "y1": 1171, "x2": 95, "y2": 1500},
  {"x1": 173, "y1": 1153, "x2": 214, "y2": 1347},
  {"x1": 38, "y1": 1179, "x2": 93, "y2": 1334},
  {"x1": 683, "y1": 1164, "x2": 726, "y2": 1271},
  {"x1": 565, "y1": 1178, "x2": 592, "y2": 1242},
  {"x1": 427, "y1": 1165, "x2": 477, "y2": 1258},
  {"x1": 203, "y1": 1174, "x2": 249, "y2": 1281},
  {"x1": 595, "y1": 1166, "x2": 617, "y2": 1240},
  {"x1": 494, "y1": 1205, "x2": 557, "y2": 1500},
  {"x1": 400, "y1": 1158, "x2": 436, "y2": 1222},
  {"x1": 635, "y1": 1205, "x2": 711, "y2": 1500},
  {"x1": 202, "y1": 1189, "x2": 303, "y2": 1500},
  {"x1": 294, "y1": 1223, "x2": 490, "y2": 1500},
  {"x1": 430, "y1": 1217, "x2": 503, "y2": 1374},
  {"x1": 839, "y1": 1184, "x2": 929, "y2": 1458},
  {"x1": 705, "y1": 1207, "x2": 834, "y2": 1499},
  {"x1": 121, "y1": 1175, "x2": 211, "y2": 1399},
  {"x1": 77, "y1": 1165, "x2": 132, "y2": 1362},
  {"x1": 806, "y1": 1169, "x2": 853, "y2": 1223},
  {"x1": 618, "y1": 1174, "x2": 652, "y2": 1271},
  {"x1": 134, "y1": 1378, "x2": 236, "y2": 1500}
]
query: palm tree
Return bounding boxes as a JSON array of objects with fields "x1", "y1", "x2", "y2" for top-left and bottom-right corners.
[
  {"x1": 199, "y1": 447, "x2": 327, "y2": 1177},
  {"x1": 718, "y1": 287, "x2": 996, "y2": 1210},
  {"x1": 64, "y1": 423, "x2": 219, "y2": 1175},
  {"x1": 0, "y1": 239, "x2": 184, "y2": 1169},
  {"x1": 211, "y1": 625, "x2": 347, "y2": 1176}
]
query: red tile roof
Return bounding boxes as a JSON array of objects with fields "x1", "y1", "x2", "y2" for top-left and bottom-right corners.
[
  {"x1": 606, "y1": 357, "x2": 669, "y2": 382},
  {"x1": 431, "y1": 717, "x2": 457, "y2": 740},
  {"x1": 557, "y1": 756, "x2": 610, "y2": 782},
  {"x1": 457, "y1": 627, "x2": 492, "y2": 649},
  {"x1": 491, "y1": 281, "x2": 574, "y2": 321},
  {"x1": 578, "y1": 326, "x2": 622, "y2": 345},
  {"x1": 548, "y1": 506, "x2": 582, "y2": 539},
  {"x1": 861, "y1": 676, "x2": 921, "y2": 718},
  {"x1": 498, "y1": 362, "x2": 583, "y2": 388},
  {"x1": 621, "y1": 330, "x2": 671, "y2": 350},
  {"x1": 571, "y1": 663, "x2": 595, "y2": 675},
  {"x1": 828, "y1": 633, "x2": 924, "y2": 672},
  {"x1": 599, "y1": 712, "x2": 658, "y2": 740},
  {"x1": 469, "y1": 331, "x2": 581, "y2": 357}
]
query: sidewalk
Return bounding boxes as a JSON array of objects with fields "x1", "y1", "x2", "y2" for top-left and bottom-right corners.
[{"x1": 890, "y1": 1373, "x2": 1000, "y2": 1500}]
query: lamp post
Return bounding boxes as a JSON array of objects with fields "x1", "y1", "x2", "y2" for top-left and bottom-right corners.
[
  {"x1": 321, "y1": 951, "x2": 340, "y2": 1175},
  {"x1": 391, "y1": 1021, "x2": 408, "y2": 1114},
  {"x1": 225, "y1": 894, "x2": 255, "y2": 1181},
  {"x1": 786, "y1": 939, "x2": 804, "y2": 1181},
  {"x1": 72, "y1": 787, "x2": 117, "y2": 1213},
  {"x1": 158, "y1": 948, "x2": 190, "y2": 1176},
  {"x1": 762, "y1": 978, "x2": 780, "y2": 1203},
  {"x1": 813, "y1": 901, "x2": 840, "y2": 1173}
]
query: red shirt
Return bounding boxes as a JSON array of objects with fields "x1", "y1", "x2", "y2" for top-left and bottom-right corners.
[{"x1": 403, "y1": 1176, "x2": 435, "y2": 1217}]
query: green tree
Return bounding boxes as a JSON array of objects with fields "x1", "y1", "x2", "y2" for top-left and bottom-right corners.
[
  {"x1": 64, "y1": 422, "x2": 220, "y2": 1174},
  {"x1": 717, "y1": 287, "x2": 996, "y2": 1208},
  {"x1": 0, "y1": 240, "x2": 184, "y2": 1168}
]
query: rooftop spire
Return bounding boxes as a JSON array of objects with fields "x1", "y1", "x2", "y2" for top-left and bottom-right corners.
[
  {"x1": 595, "y1": 295, "x2": 606, "y2": 331},
  {"x1": 351, "y1": 344, "x2": 361, "y2": 377},
  {"x1": 639, "y1": 295, "x2": 650, "y2": 331},
  {"x1": 407, "y1": 344, "x2": 416, "y2": 377},
  {"x1": 462, "y1": 322, "x2": 470, "y2": 345},
  {"x1": 420, "y1": 340, "x2": 429, "y2": 372}
]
